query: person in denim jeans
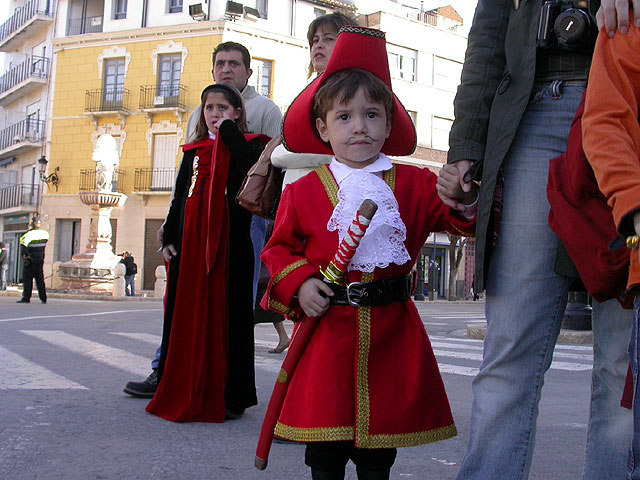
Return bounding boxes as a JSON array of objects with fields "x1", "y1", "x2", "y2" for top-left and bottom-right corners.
[
  {"x1": 440, "y1": 0, "x2": 638, "y2": 478},
  {"x1": 582, "y1": 20, "x2": 640, "y2": 479}
]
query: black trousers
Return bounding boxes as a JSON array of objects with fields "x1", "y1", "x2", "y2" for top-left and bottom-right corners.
[
  {"x1": 22, "y1": 259, "x2": 46, "y2": 302},
  {"x1": 305, "y1": 442, "x2": 396, "y2": 477}
]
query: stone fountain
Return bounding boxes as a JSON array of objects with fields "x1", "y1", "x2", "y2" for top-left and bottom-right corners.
[{"x1": 56, "y1": 134, "x2": 127, "y2": 292}]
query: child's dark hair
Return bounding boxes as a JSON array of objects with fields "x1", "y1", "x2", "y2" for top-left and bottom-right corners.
[
  {"x1": 313, "y1": 69, "x2": 394, "y2": 123},
  {"x1": 307, "y1": 12, "x2": 358, "y2": 78},
  {"x1": 212, "y1": 41, "x2": 251, "y2": 71},
  {"x1": 194, "y1": 84, "x2": 248, "y2": 142}
]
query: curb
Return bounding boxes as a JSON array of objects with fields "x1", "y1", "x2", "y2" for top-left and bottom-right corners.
[
  {"x1": 0, "y1": 289, "x2": 162, "y2": 302},
  {"x1": 468, "y1": 324, "x2": 593, "y2": 345}
]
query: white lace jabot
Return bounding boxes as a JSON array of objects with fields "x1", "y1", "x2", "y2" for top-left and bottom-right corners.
[{"x1": 327, "y1": 158, "x2": 411, "y2": 273}]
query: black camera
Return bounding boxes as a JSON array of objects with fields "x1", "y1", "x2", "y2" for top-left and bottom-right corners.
[{"x1": 537, "y1": 0, "x2": 598, "y2": 50}]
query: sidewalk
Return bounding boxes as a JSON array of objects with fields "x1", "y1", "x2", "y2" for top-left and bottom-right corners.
[{"x1": 0, "y1": 285, "x2": 162, "y2": 302}]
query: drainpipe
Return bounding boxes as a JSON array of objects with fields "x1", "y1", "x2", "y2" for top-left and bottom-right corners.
[{"x1": 141, "y1": 0, "x2": 148, "y2": 28}]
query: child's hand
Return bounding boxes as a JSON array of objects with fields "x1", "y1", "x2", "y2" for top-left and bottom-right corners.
[
  {"x1": 298, "y1": 278, "x2": 334, "y2": 318},
  {"x1": 212, "y1": 117, "x2": 233, "y2": 134},
  {"x1": 437, "y1": 161, "x2": 476, "y2": 212},
  {"x1": 162, "y1": 244, "x2": 177, "y2": 263}
]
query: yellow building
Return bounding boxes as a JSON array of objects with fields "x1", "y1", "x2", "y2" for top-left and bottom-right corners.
[{"x1": 43, "y1": 0, "x2": 350, "y2": 291}]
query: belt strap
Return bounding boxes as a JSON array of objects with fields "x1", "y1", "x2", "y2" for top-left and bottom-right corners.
[{"x1": 328, "y1": 274, "x2": 413, "y2": 307}]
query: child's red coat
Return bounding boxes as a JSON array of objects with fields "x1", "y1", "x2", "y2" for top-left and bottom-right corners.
[{"x1": 260, "y1": 164, "x2": 474, "y2": 448}]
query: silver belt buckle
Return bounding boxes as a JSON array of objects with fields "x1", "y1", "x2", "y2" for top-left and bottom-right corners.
[{"x1": 346, "y1": 282, "x2": 365, "y2": 306}]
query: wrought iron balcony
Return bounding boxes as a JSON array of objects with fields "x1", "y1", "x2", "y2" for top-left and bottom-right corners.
[
  {"x1": 0, "y1": 56, "x2": 50, "y2": 106},
  {"x1": 85, "y1": 88, "x2": 131, "y2": 113},
  {"x1": 139, "y1": 85, "x2": 187, "y2": 110},
  {"x1": 66, "y1": 15, "x2": 104, "y2": 36},
  {"x1": 0, "y1": 183, "x2": 40, "y2": 212},
  {"x1": 134, "y1": 168, "x2": 176, "y2": 192},
  {"x1": 0, "y1": 0, "x2": 54, "y2": 52},
  {"x1": 0, "y1": 118, "x2": 45, "y2": 156},
  {"x1": 79, "y1": 168, "x2": 125, "y2": 193}
]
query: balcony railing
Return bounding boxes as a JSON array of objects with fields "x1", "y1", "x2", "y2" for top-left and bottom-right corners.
[
  {"x1": 0, "y1": 0, "x2": 52, "y2": 46},
  {"x1": 85, "y1": 88, "x2": 131, "y2": 113},
  {"x1": 0, "y1": 55, "x2": 50, "y2": 96},
  {"x1": 66, "y1": 15, "x2": 104, "y2": 36},
  {"x1": 79, "y1": 168, "x2": 125, "y2": 193},
  {"x1": 139, "y1": 85, "x2": 187, "y2": 110},
  {"x1": 0, "y1": 183, "x2": 40, "y2": 211},
  {"x1": 0, "y1": 118, "x2": 45, "y2": 151},
  {"x1": 134, "y1": 168, "x2": 176, "y2": 192}
]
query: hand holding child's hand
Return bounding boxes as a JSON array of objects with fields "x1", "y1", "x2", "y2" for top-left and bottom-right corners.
[
  {"x1": 298, "y1": 278, "x2": 334, "y2": 318},
  {"x1": 437, "y1": 161, "x2": 476, "y2": 213}
]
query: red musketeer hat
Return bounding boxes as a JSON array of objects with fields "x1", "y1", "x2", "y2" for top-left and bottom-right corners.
[{"x1": 282, "y1": 25, "x2": 417, "y2": 156}]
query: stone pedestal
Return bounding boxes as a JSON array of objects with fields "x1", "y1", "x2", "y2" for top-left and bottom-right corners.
[{"x1": 57, "y1": 191, "x2": 127, "y2": 293}]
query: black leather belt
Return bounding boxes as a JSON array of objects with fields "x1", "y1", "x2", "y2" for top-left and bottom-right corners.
[{"x1": 327, "y1": 274, "x2": 413, "y2": 307}]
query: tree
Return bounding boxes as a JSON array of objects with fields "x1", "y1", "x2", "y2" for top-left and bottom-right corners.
[{"x1": 446, "y1": 234, "x2": 468, "y2": 300}]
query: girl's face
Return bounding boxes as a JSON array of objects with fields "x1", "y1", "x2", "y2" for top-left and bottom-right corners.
[
  {"x1": 203, "y1": 91, "x2": 242, "y2": 133},
  {"x1": 310, "y1": 25, "x2": 338, "y2": 74}
]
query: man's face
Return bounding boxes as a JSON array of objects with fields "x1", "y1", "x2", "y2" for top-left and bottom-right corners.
[
  {"x1": 315, "y1": 87, "x2": 391, "y2": 169},
  {"x1": 213, "y1": 50, "x2": 252, "y2": 92}
]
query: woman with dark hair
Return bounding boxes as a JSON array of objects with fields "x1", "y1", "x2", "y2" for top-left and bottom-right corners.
[
  {"x1": 255, "y1": 12, "x2": 359, "y2": 355},
  {"x1": 146, "y1": 84, "x2": 268, "y2": 422}
]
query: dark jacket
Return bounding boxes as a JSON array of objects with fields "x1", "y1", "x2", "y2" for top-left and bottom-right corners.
[
  {"x1": 121, "y1": 256, "x2": 137, "y2": 276},
  {"x1": 448, "y1": 0, "x2": 596, "y2": 291}
]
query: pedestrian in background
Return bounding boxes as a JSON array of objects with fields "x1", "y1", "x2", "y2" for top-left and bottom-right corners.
[
  {"x1": 440, "y1": 1, "x2": 637, "y2": 479},
  {"x1": 0, "y1": 241, "x2": 8, "y2": 290},
  {"x1": 17, "y1": 217, "x2": 49, "y2": 304},
  {"x1": 120, "y1": 252, "x2": 137, "y2": 296}
]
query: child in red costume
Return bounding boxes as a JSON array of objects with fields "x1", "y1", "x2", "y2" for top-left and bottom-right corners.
[
  {"x1": 260, "y1": 27, "x2": 477, "y2": 479},
  {"x1": 147, "y1": 84, "x2": 267, "y2": 422}
]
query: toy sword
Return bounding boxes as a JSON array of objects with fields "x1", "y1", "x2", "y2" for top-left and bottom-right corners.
[{"x1": 254, "y1": 199, "x2": 378, "y2": 470}]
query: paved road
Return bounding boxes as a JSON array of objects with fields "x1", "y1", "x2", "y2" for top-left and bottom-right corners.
[{"x1": 0, "y1": 297, "x2": 594, "y2": 479}]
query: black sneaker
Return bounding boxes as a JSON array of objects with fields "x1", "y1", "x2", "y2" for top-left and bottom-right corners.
[
  {"x1": 16, "y1": 298, "x2": 29, "y2": 303},
  {"x1": 123, "y1": 370, "x2": 157, "y2": 398}
]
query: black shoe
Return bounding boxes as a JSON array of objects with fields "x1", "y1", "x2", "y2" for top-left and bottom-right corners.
[
  {"x1": 123, "y1": 370, "x2": 157, "y2": 398},
  {"x1": 225, "y1": 408, "x2": 244, "y2": 420},
  {"x1": 41, "y1": 299, "x2": 47, "y2": 304},
  {"x1": 16, "y1": 298, "x2": 29, "y2": 303}
]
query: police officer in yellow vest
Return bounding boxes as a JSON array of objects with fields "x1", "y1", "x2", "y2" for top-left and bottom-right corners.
[{"x1": 17, "y1": 216, "x2": 49, "y2": 304}]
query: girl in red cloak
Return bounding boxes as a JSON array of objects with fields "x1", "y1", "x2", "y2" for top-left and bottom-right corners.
[{"x1": 147, "y1": 84, "x2": 267, "y2": 422}]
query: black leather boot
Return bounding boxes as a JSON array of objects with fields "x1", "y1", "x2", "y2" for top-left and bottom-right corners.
[
  {"x1": 311, "y1": 468, "x2": 345, "y2": 480},
  {"x1": 355, "y1": 466, "x2": 391, "y2": 480}
]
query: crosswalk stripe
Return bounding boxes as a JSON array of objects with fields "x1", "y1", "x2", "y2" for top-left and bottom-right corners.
[
  {"x1": 431, "y1": 341, "x2": 593, "y2": 361},
  {"x1": 111, "y1": 332, "x2": 162, "y2": 344},
  {"x1": 1, "y1": 309, "x2": 163, "y2": 324},
  {"x1": 437, "y1": 364, "x2": 479, "y2": 377},
  {"x1": 0, "y1": 345, "x2": 86, "y2": 390},
  {"x1": 21, "y1": 330, "x2": 150, "y2": 377},
  {"x1": 433, "y1": 349, "x2": 591, "y2": 371}
]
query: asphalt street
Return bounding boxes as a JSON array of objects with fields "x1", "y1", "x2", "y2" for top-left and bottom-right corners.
[{"x1": 0, "y1": 297, "x2": 594, "y2": 479}]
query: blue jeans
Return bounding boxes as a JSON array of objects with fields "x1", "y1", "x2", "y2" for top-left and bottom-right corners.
[
  {"x1": 125, "y1": 275, "x2": 135, "y2": 296},
  {"x1": 456, "y1": 82, "x2": 632, "y2": 479},
  {"x1": 250, "y1": 215, "x2": 269, "y2": 305},
  {"x1": 630, "y1": 295, "x2": 640, "y2": 479}
]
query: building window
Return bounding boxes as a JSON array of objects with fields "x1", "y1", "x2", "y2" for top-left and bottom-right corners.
[
  {"x1": 152, "y1": 134, "x2": 178, "y2": 190},
  {"x1": 256, "y1": 0, "x2": 268, "y2": 19},
  {"x1": 158, "y1": 54, "x2": 182, "y2": 100},
  {"x1": 56, "y1": 219, "x2": 81, "y2": 262},
  {"x1": 113, "y1": 0, "x2": 127, "y2": 19},
  {"x1": 167, "y1": 0, "x2": 183, "y2": 13},
  {"x1": 103, "y1": 58, "x2": 126, "y2": 107},
  {"x1": 250, "y1": 59, "x2": 273, "y2": 98},
  {"x1": 433, "y1": 56, "x2": 463, "y2": 91},
  {"x1": 432, "y1": 116, "x2": 453, "y2": 151},
  {"x1": 407, "y1": 110, "x2": 417, "y2": 128},
  {"x1": 314, "y1": 8, "x2": 326, "y2": 17},
  {"x1": 388, "y1": 46, "x2": 417, "y2": 82}
]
